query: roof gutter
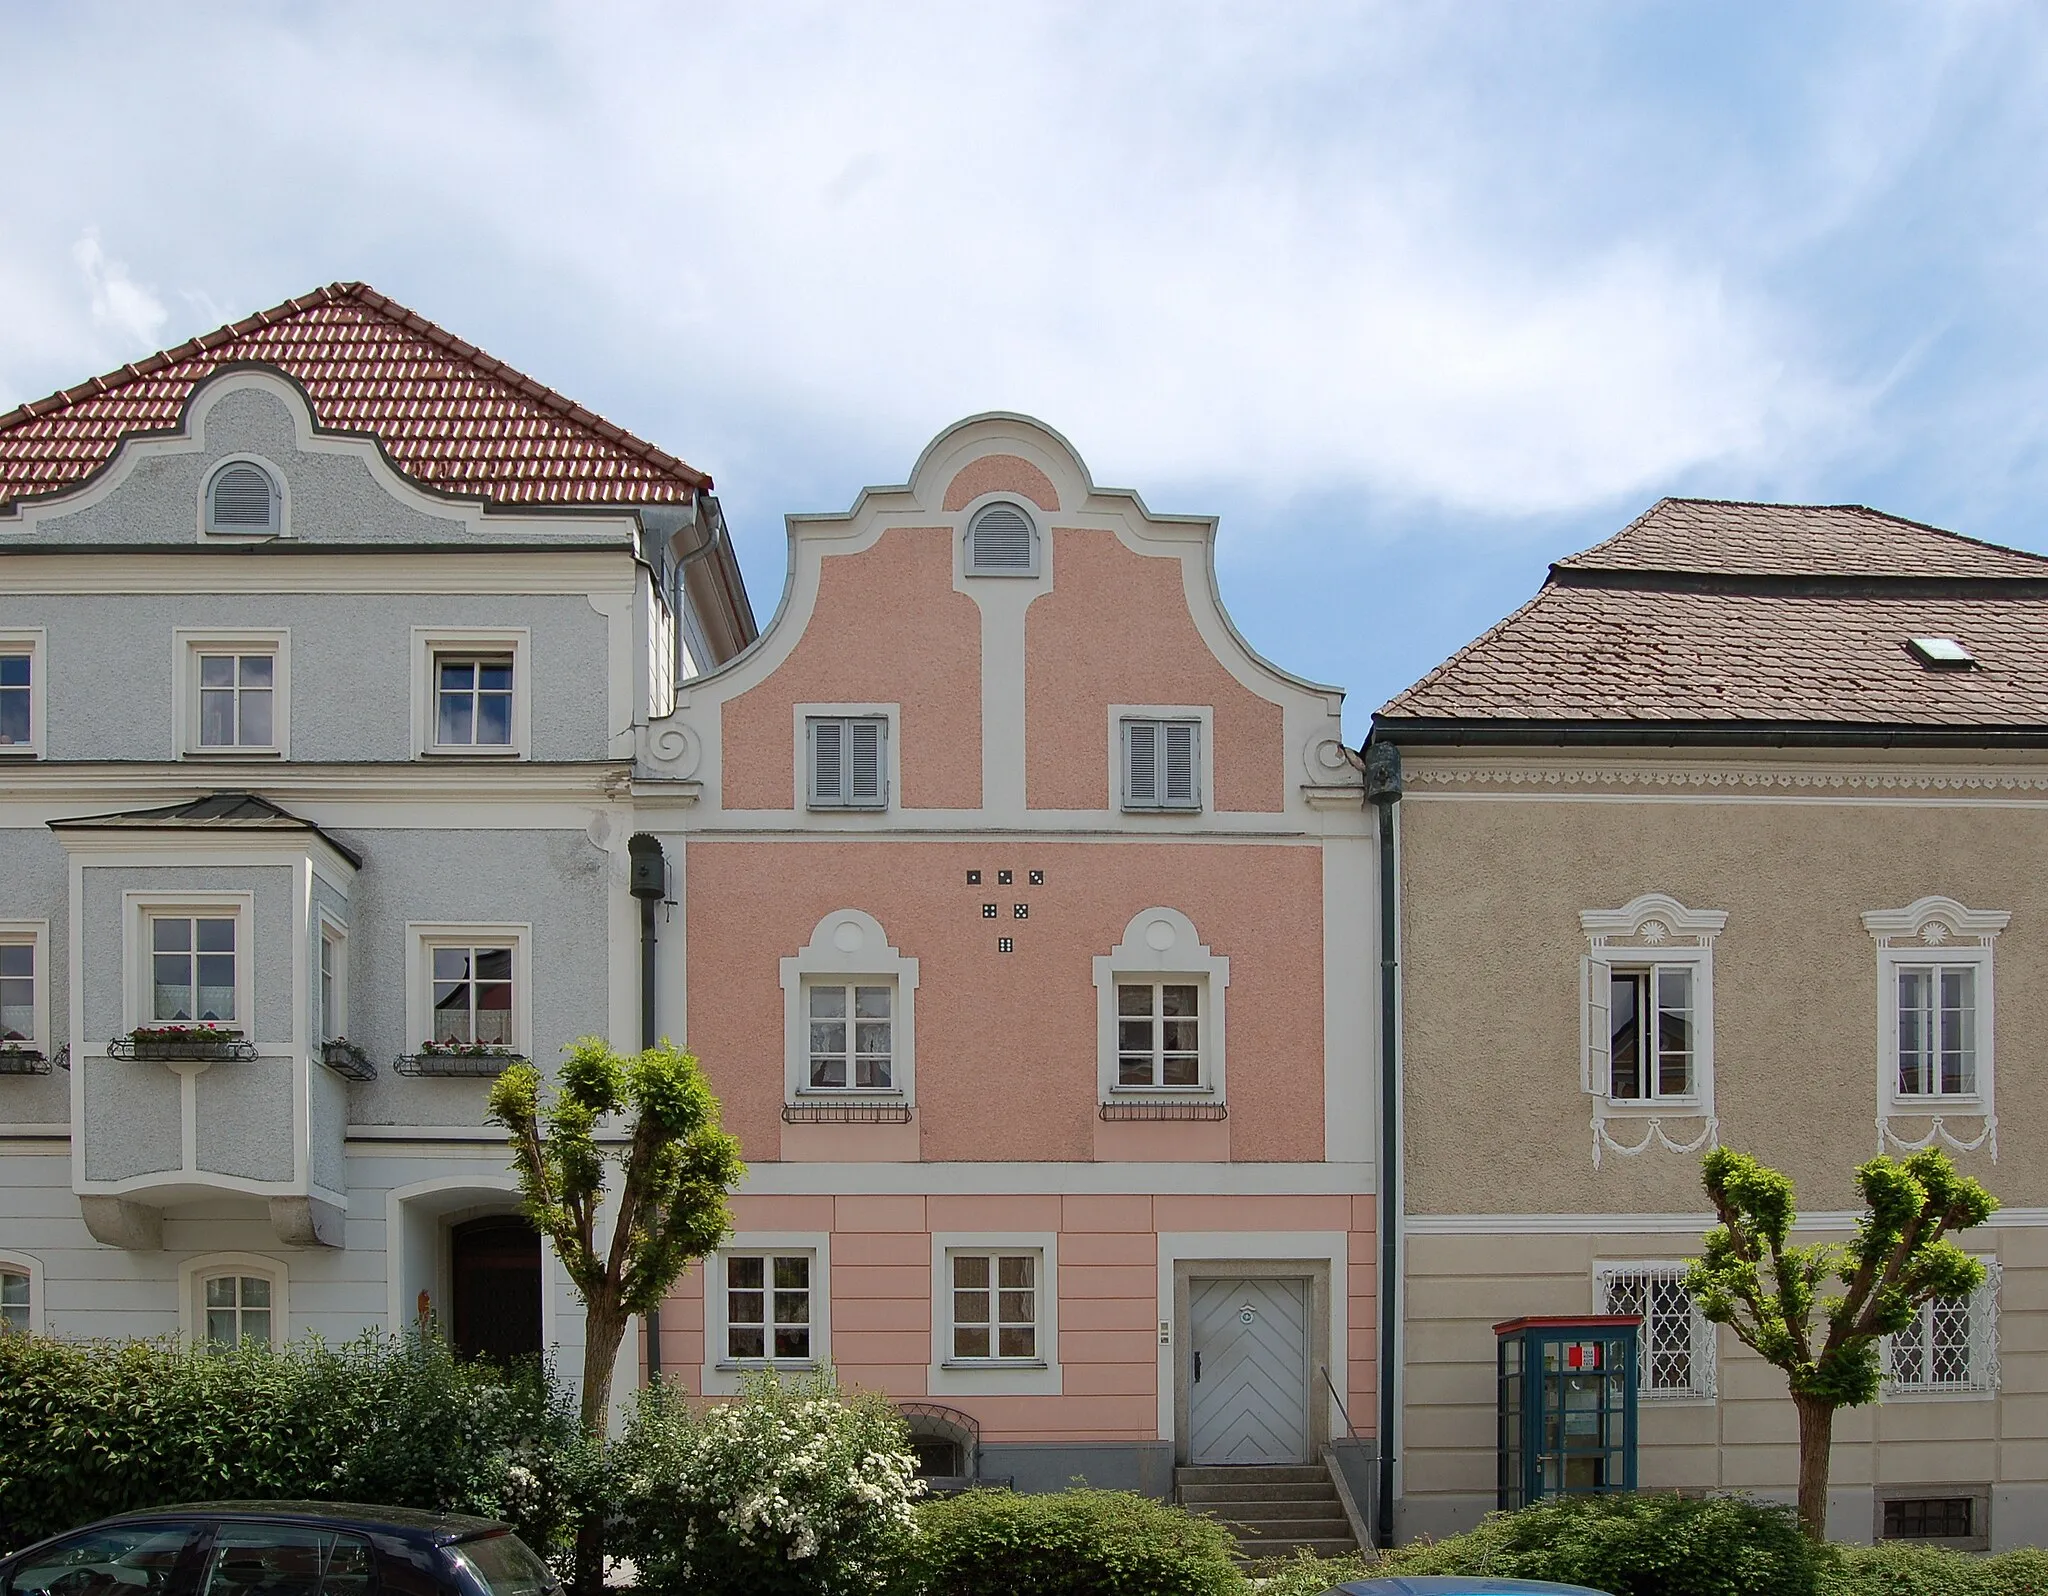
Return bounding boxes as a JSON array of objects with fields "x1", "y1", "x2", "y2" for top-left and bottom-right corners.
[{"x1": 1371, "y1": 717, "x2": 2048, "y2": 751}]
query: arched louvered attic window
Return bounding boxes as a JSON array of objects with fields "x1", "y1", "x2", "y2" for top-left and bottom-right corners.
[
  {"x1": 964, "y1": 501, "x2": 1037, "y2": 576},
  {"x1": 205, "y1": 461, "x2": 281, "y2": 535}
]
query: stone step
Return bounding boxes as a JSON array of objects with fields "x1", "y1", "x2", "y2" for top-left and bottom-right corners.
[
  {"x1": 1235, "y1": 1536, "x2": 1362, "y2": 1562},
  {"x1": 1179, "y1": 1481, "x2": 1341, "y2": 1505},
  {"x1": 1205, "y1": 1507, "x2": 1352, "y2": 1527},
  {"x1": 1176, "y1": 1464, "x2": 1328, "y2": 1486}
]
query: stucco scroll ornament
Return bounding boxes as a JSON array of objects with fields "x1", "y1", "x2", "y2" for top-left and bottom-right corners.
[
  {"x1": 641, "y1": 719, "x2": 702, "y2": 779},
  {"x1": 1301, "y1": 734, "x2": 1363, "y2": 785}
]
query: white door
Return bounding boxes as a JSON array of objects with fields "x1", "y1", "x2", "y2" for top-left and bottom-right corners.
[{"x1": 1189, "y1": 1276, "x2": 1311, "y2": 1465}]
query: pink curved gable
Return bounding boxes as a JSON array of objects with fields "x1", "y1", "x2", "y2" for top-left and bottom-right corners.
[
  {"x1": 942, "y1": 453, "x2": 1060, "y2": 512},
  {"x1": 721, "y1": 526, "x2": 982, "y2": 810},
  {"x1": 1027, "y1": 530, "x2": 1286, "y2": 811}
]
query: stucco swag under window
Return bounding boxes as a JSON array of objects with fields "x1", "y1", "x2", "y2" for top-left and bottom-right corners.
[
  {"x1": 1864, "y1": 898, "x2": 2007, "y2": 1162},
  {"x1": 1581, "y1": 894, "x2": 1725, "y2": 1169}
]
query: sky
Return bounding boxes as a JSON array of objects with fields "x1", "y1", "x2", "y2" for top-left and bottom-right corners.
[{"x1": 6, "y1": 2, "x2": 2048, "y2": 738}]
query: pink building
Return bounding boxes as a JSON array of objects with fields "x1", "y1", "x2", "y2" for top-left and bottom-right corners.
[{"x1": 635, "y1": 415, "x2": 1374, "y2": 1529}]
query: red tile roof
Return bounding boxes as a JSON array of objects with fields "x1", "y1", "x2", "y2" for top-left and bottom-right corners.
[
  {"x1": 1378, "y1": 498, "x2": 2048, "y2": 737},
  {"x1": 0, "y1": 283, "x2": 709, "y2": 514}
]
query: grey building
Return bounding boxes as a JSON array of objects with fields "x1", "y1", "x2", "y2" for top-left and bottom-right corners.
[{"x1": 0, "y1": 284, "x2": 753, "y2": 1374}]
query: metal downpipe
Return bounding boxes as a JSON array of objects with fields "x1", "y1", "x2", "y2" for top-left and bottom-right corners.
[{"x1": 1366, "y1": 742, "x2": 1403, "y2": 1547}]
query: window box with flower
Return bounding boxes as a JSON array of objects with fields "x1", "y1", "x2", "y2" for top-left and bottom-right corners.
[
  {"x1": 111, "y1": 1024, "x2": 255, "y2": 1062},
  {"x1": 319, "y1": 1037, "x2": 376, "y2": 1082},
  {"x1": 394, "y1": 1038, "x2": 529, "y2": 1077},
  {"x1": 0, "y1": 1040, "x2": 53, "y2": 1076}
]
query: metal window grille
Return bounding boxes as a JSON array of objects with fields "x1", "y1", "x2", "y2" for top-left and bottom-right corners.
[
  {"x1": 1597, "y1": 1264, "x2": 1715, "y2": 1399},
  {"x1": 1885, "y1": 1261, "x2": 2000, "y2": 1394}
]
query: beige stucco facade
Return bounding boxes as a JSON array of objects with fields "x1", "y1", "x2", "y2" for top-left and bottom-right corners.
[{"x1": 1392, "y1": 745, "x2": 2048, "y2": 1545}]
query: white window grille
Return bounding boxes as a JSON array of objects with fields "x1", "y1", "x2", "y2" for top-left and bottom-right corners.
[
  {"x1": 429, "y1": 944, "x2": 515, "y2": 1047},
  {"x1": 0, "y1": 939, "x2": 35, "y2": 1045},
  {"x1": 0, "y1": 1269, "x2": 29, "y2": 1335},
  {"x1": 1896, "y1": 965, "x2": 1978, "y2": 1098},
  {"x1": 1885, "y1": 1261, "x2": 2000, "y2": 1395},
  {"x1": 1122, "y1": 718, "x2": 1200, "y2": 810},
  {"x1": 964, "y1": 502, "x2": 1037, "y2": 575},
  {"x1": 202, "y1": 1274, "x2": 273, "y2": 1348},
  {"x1": 1116, "y1": 981, "x2": 1202, "y2": 1087},
  {"x1": 808, "y1": 716, "x2": 888, "y2": 809},
  {"x1": 950, "y1": 1250, "x2": 1039, "y2": 1361},
  {"x1": 1597, "y1": 1263, "x2": 1715, "y2": 1400},
  {"x1": 196, "y1": 652, "x2": 276, "y2": 749},
  {"x1": 151, "y1": 915, "x2": 238, "y2": 1025},
  {"x1": 1603, "y1": 967, "x2": 1697, "y2": 1102},
  {"x1": 0, "y1": 650, "x2": 31, "y2": 750},
  {"x1": 724, "y1": 1253, "x2": 813, "y2": 1362},
  {"x1": 806, "y1": 981, "x2": 893, "y2": 1089},
  {"x1": 435, "y1": 656, "x2": 515, "y2": 748}
]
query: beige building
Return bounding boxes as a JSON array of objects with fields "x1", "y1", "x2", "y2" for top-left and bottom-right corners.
[{"x1": 1370, "y1": 500, "x2": 2048, "y2": 1550}]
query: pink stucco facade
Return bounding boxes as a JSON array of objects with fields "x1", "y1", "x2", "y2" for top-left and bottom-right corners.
[{"x1": 645, "y1": 415, "x2": 1375, "y2": 1491}]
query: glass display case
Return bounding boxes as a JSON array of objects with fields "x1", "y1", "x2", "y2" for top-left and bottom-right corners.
[{"x1": 1495, "y1": 1314, "x2": 1640, "y2": 1509}]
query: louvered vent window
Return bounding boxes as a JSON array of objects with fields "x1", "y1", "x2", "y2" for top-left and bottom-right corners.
[
  {"x1": 965, "y1": 502, "x2": 1037, "y2": 575},
  {"x1": 1122, "y1": 718, "x2": 1201, "y2": 811},
  {"x1": 808, "y1": 715, "x2": 888, "y2": 809},
  {"x1": 205, "y1": 463, "x2": 280, "y2": 533}
]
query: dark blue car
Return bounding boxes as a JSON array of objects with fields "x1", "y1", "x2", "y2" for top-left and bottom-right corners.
[{"x1": 0, "y1": 1503, "x2": 559, "y2": 1596}]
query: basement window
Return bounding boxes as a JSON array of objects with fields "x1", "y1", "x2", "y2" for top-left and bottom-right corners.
[{"x1": 1907, "y1": 637, "x2": 1976, "y2": 668}]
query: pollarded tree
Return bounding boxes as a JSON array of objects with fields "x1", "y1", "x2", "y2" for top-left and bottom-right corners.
[
  {"x1": 487, "y1": 1037, "x2": 744, "y2": 1433},
  {"x1": 1684, "y1": 1145, "x2": 1997, "y2": 1543}
]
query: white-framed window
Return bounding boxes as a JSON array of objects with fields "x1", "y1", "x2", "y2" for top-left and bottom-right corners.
[
  {"x1": 930, "y1": 1231, "x2": 1061, "y2": 1396},
  {"x1": 0, "y1": 628, "x2": 47, "y2": 758},
  {"x1": 1094, "y1": 908, "x2": 1228, "y2": 1102},
  {"x1": 1863, "y1": 898, "x2": 2007, "y2": 1159},
  {"x1": 963, "y1": 500, "x2": 1039, "y2": 576},
  {"x1": 175, "y1": 631, "x2": 289, "y2": 757},
  {"x1": 806, "y1": 715, "x2": 889, "y2": 809},
  {"x1": 1120, "y1": 716, "x2": 1202, "y2": 811},
  {"x1": 805, "y1": 981, "x2": 894, "y2": 1089},
  {"x1": 0, "y1": 1252, "x2": 41, "y2": 1335},
  {"x1": 1884, "y1": 1260, "x2": 2000, "y2": 1396},
  {"x1": 411, "y1": 628, "x2": 530, "y2": 758},
  {"x1": 180, "y1": 1254, "x2": 287, "y2": 1349},
  {"x1": 202, "y1": 457, "x2": 284, "y2": 536},
  {"x1": 123, "y1": 893, "x2": 252, "y2": 1035},
  {"x1": 702, "y1": 1232, "x2": 831, "y2": 1393},
  {"x1": 407, "y1": 924, "x2": 530, "y2": 1054},
  {"x1": 0, "y1": 922, "x2": 48, "y2": 1049},
  {"x1": 781, "y1": 910, "x2": 917, "y2": 1104},
  {"x1": 1580, "y1": 895, "x2": 1725, "y2": 1167},
  {"x1": 1596, "y1": 1262, "x2": 1715, "y2": 1401},
  {"x1": 315, "y1": 919, "x2": 346, "y2": 1045}
]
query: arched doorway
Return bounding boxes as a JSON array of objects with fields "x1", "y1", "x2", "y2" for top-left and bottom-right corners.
[{"x1": 450, "y1": 1214, "x2": 542, "y2": 1363}]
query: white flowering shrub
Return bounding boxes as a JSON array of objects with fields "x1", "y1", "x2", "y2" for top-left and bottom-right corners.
[{"x1": 613, "y1": 1368, "x2": 923, "y2": 1596}]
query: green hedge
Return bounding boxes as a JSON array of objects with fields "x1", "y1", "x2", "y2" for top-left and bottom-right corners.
[
  {"x1": 0, "y1": 1332, "x2": 589, "y2": 1564},
  {"x1": 914, "y1": 1487, "x2": 1241, "y2": 1596},
  {"x1": 1821, "y1": 1543, "x2": 2048, "y2": 1596}
]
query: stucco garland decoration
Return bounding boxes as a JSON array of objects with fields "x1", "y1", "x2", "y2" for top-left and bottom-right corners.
[
  {"x1": 1412, "y1": 764, "x2": 2048, "y2": 794},
  {"x1": 1878, "y1": 1114, "x2": 1997, "y2": 1162},
  {"x1": 1591, "y1": 1114, "x2": 1719, "y2": 1170}
]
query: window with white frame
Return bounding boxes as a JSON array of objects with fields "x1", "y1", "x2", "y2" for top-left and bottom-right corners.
[
  {"x1": 1863, "y1": 899, "x2": 2006, "y2": 1158},
  {"x1": 781, "y1": 911, "x2": 916, "y2": 1105},
  {"x1": 1094, "y1": 909, "x2": 1227, "y2": 1102},
  {"x1": 805, "y1": 981, "x2": 893, "y2": 1089},
  {"x1": 175, "y1": 632, "x2": 288, "y2": 757},
  {"x1": 807, "y1": 715, "x2": 888, "y2": 809},
  {"x1": 316, "y1": 924, "x2": 345, "y2": 1044},
  {"x1": 436, "y1": 656, "x2": 515, "y2": 749},
  {"x1": 200, "y1": 1273, "x2": 274, "y2": 1347},
  {"x1": 1, "y1": 1267, "x2": 30, "y2": 1334},
  {"x1": 430, "y1": 944, "x2": 514, "y2": 1047},
  {"x1": 1885, "y1": 1261, "x2": 2000, "y2": 1395},
  {"x1": 1580, "y1": 895, "x2": 1724, "y2": 1168},
  {"x1": 0, "y1": 630, "x2": 46, "y2": 758},
  {"x1": 1121, "y1": 717, "x2": 1201, "y2": 811},
  {"x1": 722, "y1": 1252, "x2": 814, "y2": 1362},
  {"x1": 1597, "y1": 1263, "x2": 1715, "y2": 1400},
  {"x1": 413, "y1": 629, "x2": 529, "y2": 758},
  {"x1": 150, "y1": 914, "x2": 239, "y2": 1026},
  {"x1": 1, "y1": 933, "x2": 38, "y2": 1046},
  {"x1": 948, "y1": 1250, "x2": 1040, "y2": 1362},
  {"x1": 1117, "y1": 981, "x2": 1201, "y2": 1087}
]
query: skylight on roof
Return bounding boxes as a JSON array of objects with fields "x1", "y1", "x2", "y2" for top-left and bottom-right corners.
[{"x1": 1907, "y1": 636, "x2": 1976, "y2": 668}]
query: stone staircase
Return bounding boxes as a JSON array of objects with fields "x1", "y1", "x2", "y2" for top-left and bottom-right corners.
[{"x1": 1175, "y1": 1462, "x2": 1360, "y2": 1561}]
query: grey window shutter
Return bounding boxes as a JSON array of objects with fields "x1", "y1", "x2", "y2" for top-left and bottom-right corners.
[
  {"x1": 1582, "y1": 956, "x2": 1610, "y2": 1095},
  {"x1": 811, "y1": 718, "x2": 844, "y2": 805},
  {"x1": 1125, "y1": 721, "x2": 1158, "y2": 806},
  {"x1": 849, "y1": 719, "x2": 884, "y2": 805},
  {"x1": 967, "y1": 504, "x2": 1034, "y2": 573},
  {"x1": 1163, "y1": 722, "x2": 1198, "y2": 805},
  {"x1": 209, "y1": 465, "x2": 277, "y2": 530}
]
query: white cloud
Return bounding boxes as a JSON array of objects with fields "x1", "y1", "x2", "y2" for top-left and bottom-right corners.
[{"x1": 70, "y1": 230, "x2": 167, "y2": 354}]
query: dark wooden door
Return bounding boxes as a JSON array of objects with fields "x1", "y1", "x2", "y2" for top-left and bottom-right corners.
[{"x1": 450, "y1": 1214, "x2": 542, "y2": 1363}]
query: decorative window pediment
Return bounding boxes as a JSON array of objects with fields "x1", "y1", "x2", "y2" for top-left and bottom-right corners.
[
  {"x1": 780, "y1": 910, "x2": 918, "y2": 1107},
  {"x1": 1864, "y1": 898, "x2": 2006, "y2": 1161},
  {"x1": 1580, "y1": 894, "x2": 1725, "y2": 1169},
  {"x1": 1093, "y1": 907, "x2": 1229, "y2": 1106}
]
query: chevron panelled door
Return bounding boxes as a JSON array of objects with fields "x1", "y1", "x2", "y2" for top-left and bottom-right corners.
[{"x1": 1189, "y1": 1276, "x2": 1312, "y2": 1465}]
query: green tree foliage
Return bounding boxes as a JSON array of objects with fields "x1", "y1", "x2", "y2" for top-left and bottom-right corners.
[
  {"x1": 487, "y1": 1037, "x2": 743, "y2": 1435},
  {"x1": 1685, "y1": 1146, "x2": 1998, "y2": 1541},
  {"x1": 0, "y1": 1331, "x2": 589, "y2": 1564}
]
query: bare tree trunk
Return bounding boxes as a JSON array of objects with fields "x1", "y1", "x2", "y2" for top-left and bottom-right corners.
[
  {"x1": 1794, "y1": 1393, "x2": 1835, "y2": 1544},
  {"x1": 572, "y1": 1295, "x2": 629, "y2": 1596}
]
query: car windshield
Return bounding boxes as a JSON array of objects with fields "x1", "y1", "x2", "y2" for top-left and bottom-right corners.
[
  {"x1": 450, "y1": 1536, "x2": 553, "y2": 1596},
  {"x1": 7, "y1": 1526, "x2": 197, "y2": 1596}
]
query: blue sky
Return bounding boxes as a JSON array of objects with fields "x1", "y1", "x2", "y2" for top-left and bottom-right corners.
[{"x1": 5, "y1": 2, "x2": 2048, "y2": 737}]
